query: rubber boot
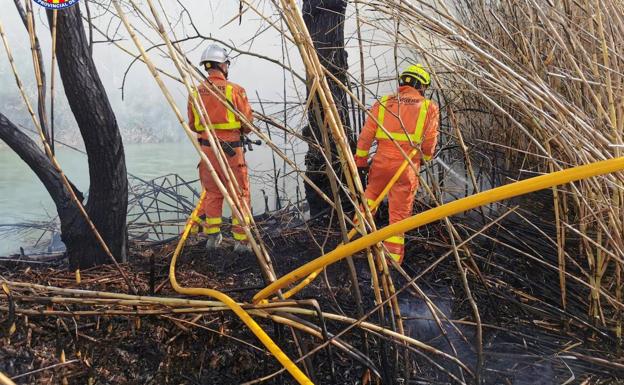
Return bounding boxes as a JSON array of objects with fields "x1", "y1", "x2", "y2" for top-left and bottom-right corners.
[
  {"x1": 233, "y1": 242, "x2": 252, "y2": 255},
  {"x1": 205, "y1": 233, "x2": 223, "y2": 250}
]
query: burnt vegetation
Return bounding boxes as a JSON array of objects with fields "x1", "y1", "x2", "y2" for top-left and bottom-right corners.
[{"x1": 1, "y1": 1, "x2": 624, "y2": 384}]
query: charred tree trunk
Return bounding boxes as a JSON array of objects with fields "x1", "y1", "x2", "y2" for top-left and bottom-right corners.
[
  {"x1": 302, "y1": 0, "x2": 353, "y2": 215},
  {"x1": 0, "y1": 4, "x2": 127, "y2": 269},
  {"x1": 45, "y1": 5, "x2": 128, "y2": 268}
]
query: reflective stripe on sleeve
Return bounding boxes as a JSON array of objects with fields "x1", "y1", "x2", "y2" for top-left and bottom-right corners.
[
  {"x1": 388, "y1": 252, "x2": 402, "y2": 262},
  {"x1": 356, "y1": 148, "x2": 369, "y2": 157},
  {"x1": 191, "y1": 215, "x2": 204, "y2": 224},
  {"x1": 385, "y1": 235, "x2": 405, "y2": 245}
]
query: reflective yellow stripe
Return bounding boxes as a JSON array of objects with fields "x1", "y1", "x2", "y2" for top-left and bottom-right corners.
[
  {"x1": 225, "y1": 85, "x2": 236, "y2": 125},
  {"x1": 191, "y1": 90, "x2": 206, "y2": 132},
  {"x1": 191, "y1": 215, "x2": 203, "y2": 224},
  {"x1": 232, "y1": 216, "x2": 250, "y2": 226},
  {"x1": 233, "y1": 232, "x2": 248, "y2": 241},
  {"x1": 190, "y1": 86, "x2": 241, "y2": 131},
  {"x1": 413, "y1": 99, "x2": 431, "y2": 143},
  {"x1": 423, "y1": 154, "x2": 432, "y2": 161},
  {"x1": 385, "y1": 235, "x2": 405, "y2": 245},
  {"x1": 375, "y1": 98, "x2": 431, "y2": 143},
  {"x1": 388, "y1": 252, "x2": 402, "y2": 262},
  {"x1": 356, "y1": 148, "x2": 369, "y2": 157},
  {"x1": 366, "y1": 198, "x2": 375, "y2": 208},
  {"x1": 376, "y1": 131, "x2": 419, "y2": 142},
  {"x1": 204, "y1": 227, "x2": 221, "y2": 235},
  {"x1": 205, "y1": 217, "x2": 222, "y2": 225},
  {"x1": 377, "y1": 95, "x2": 388, "y2": 131},
  {"x1": 208, "y1": 85, "x2": 241, "y2": 130},
  {"x1": 209, "y1": 121, "x2": 241, "y2": 130}
]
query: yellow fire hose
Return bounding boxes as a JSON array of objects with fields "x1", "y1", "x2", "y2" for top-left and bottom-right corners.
[
  {"x1": 170, "y1": 191, "x2": 313, "y2": 385},
  {"x1": 281, "y1": 149, "x2": 420, "y2": 299},
  {"x1": 254, "y1": 157, "x2": 624, "y2": 303},
  {"x1": 0, "y1": 372, "x2": 16, "y2": 385}
]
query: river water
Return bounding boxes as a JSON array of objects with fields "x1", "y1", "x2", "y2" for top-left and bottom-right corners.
[
  {"x1": 0, "y1": 141, "x2": 285, "y2": 256},
  {"x1": 1, "y1": 140, "x2": 477, "y2": 256}
]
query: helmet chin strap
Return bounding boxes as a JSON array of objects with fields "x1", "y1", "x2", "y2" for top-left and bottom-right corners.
[{"x1": 206, "y1": 63, "x2": 229, "y2": 79}]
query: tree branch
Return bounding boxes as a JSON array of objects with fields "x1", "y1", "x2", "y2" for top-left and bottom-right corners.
[{"x1": 0, "y1": 113, "x2": 82, "y2": 215}]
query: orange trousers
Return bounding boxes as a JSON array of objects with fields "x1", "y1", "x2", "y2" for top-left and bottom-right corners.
[
  {"x1": 364, "y1": 157, "x2": 419, "y2": 263},
  {"x1": 193, "y1": 145, "x2": 250, "y2": 243}
]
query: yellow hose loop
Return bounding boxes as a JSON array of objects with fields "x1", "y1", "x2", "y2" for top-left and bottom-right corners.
[
  {"x1": 282, "y1": 269, "x2": 321, "y2": 299},
  {"x1": 254, "y1": 157, "x2": 624, "y2": 303},
  {"x1": 281, "y1": 149, "x2": 420, "y2": 300},
  {"x1": 0, "y1": 371, "x2": 16, "y2": 385},
  {"x1": 171, "y1": 191, "x2": 313, "y2": 385}
]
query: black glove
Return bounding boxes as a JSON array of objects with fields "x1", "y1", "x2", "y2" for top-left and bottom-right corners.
[{"x1": 357, "y1": 166, "x2": 369, "y2": 187}]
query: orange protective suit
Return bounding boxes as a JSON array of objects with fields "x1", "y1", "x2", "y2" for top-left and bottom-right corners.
[
  {"x1": 187, "y1": 70, "x2": 254, "y2": 243},
  {"x1": 354, "y1": 85, "x2": 439, "y2": 263}
]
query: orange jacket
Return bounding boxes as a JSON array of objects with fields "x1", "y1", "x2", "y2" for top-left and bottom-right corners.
[
  {"x1": 355, "y1": 85, "x2": 439, "y2": 167},
  {"x1": 187, "y1": 71, "x2": 253, "y2": 142}
]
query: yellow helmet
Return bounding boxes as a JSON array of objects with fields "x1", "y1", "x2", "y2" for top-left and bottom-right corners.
[{"x1": 400, "y1": 64, "x2": 431, "y2": 87}]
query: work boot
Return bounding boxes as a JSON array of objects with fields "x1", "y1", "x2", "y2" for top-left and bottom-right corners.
[
  {"x1": 233, "y1": 242, "x2": 252, "y2": 255},
  {"x1": 205, "y1": 233, "x2": 223, "y2": 250}
]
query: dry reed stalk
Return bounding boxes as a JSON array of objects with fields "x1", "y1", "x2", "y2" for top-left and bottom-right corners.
[
  {"x1": 359, "y1": 0, "x2": 624, "y2": 338},
  {"x1": 50, "y1": 10, "x2": 57, "y2": 154},
  {"x1": 6, "y1": 0, "x2": 624, "y2": 380},
  {"x1": 2, "y1": 278, "x2": 469, "y2": 373},
  {"x1": 21, "y1": 0, "x2": 50, "y2": 144}
]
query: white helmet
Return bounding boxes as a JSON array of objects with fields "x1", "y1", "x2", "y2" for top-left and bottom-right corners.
[{"x1": 200, "y1": 44, "x2": 229, "y2": 66}]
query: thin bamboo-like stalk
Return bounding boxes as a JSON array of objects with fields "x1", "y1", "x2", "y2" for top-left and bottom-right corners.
[
  {"x1": 2, "y1": 278, "x2": 470, "y2": 372},
  {"x1": 276, "y1": 1, "x2": 405, "y2": 339},
  {"x1": 357, "y1": 0, "x2": 623, "y2": 337},
  {"x1": 4, "y1": 0, "x2": 624, "y2": 381},
  {"x1": 49, "y1": 10, "x2": 57, "y2": 155}
]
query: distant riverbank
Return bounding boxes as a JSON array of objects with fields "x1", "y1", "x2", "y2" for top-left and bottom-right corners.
[{"x1": 0, "y1": 140, "x2": 290, "y2": 255}]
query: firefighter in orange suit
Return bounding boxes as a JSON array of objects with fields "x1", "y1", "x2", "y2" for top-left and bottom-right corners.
[
  {"x1": 354, "y1": 64, "x2": 439, "y2": 264},
  {"x1": 188, "y1": 44, "x2": 254, "y2": 253}
]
